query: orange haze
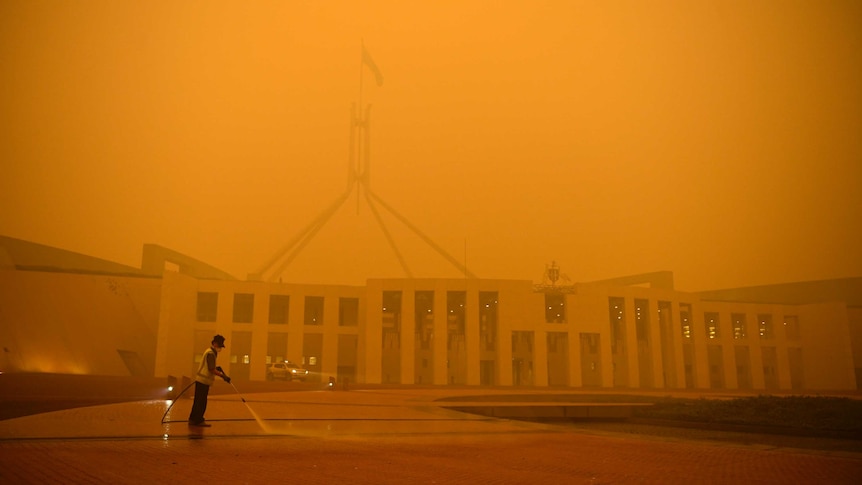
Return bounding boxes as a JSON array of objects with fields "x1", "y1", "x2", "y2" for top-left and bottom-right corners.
[{"x1": 1, "y1": 1, "x2": 860, "y2": 291}]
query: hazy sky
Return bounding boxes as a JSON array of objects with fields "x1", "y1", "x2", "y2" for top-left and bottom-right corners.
[{"x1": 2, "y1": 1, "x2": 860, "y2": 291}]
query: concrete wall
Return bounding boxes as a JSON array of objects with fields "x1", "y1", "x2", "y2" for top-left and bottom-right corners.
[
  {"x1": 797, "y1": 302, "x2": 856, "y2": 390},
  {"x1": 0, "y1": 269, "x2": 161, "y2": 375},
  {"x1": 154, "y1": 272, "x2": 365, "y2": 382}
]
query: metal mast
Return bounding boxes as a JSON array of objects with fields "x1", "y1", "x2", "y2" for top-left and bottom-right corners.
[{"x1": 252, "y1": 44, "x2": 476, "y2": 282}]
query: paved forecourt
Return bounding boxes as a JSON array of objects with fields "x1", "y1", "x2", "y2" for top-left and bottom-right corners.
[{"x1": 1, "y1": 387, "x2": 860, "y2": 484}]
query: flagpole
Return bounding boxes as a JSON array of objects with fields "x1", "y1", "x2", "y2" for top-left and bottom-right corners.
[
  {"x1": 359, "y1": 40, "x2": 364, "y2": 118},
  {"x1": 356, "y1": 40, "x2": 365, "y2": 214}
]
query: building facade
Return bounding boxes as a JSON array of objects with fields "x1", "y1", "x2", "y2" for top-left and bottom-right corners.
[
  {"x1": 2, "y1": 236, "x2": 859, "y2": 392},
  {"x1": 154, "y1": 271, "x2": 859, "y2": 391}
]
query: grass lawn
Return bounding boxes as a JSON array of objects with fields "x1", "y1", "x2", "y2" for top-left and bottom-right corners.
[
  {"x1": 436, "y1": 392, "x2": 862, "y2": 437},
  {"x1": 635, "y1": 395, "x2": 862, "y2": 435}
]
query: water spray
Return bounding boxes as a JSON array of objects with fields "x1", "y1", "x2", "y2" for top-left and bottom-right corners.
[
  {"x1": 227, "y1": 379, "x2": 272, "y2": 431},
  {"x1": 228, "y1": 380, "x2": 247, "y2": 403},
  {"x1": 160, "y1": 369, "x2": 269, "y2": 431}
]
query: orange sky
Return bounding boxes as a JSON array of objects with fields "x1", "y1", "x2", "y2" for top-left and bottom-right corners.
[{"x1": 2, "y1": 0, "x2": 860, "y2": 291}]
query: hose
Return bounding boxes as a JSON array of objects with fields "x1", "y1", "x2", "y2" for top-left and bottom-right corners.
[{"x1": 160, "y1": 380, "x2": 195, "y2": 424}]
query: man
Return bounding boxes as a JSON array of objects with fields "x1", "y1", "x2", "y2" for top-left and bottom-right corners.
[{"x1": 188, "y1": 334, "x2": 231, "y2": 427}]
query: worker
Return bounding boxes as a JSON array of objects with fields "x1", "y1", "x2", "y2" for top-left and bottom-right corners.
[{"x1": 188, "y1": 334, "x2": 231, "y2": 427}]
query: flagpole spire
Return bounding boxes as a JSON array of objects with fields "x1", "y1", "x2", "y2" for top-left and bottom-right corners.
[
  {"x1": 356, "y1": 41, "x2": 364, "y2": 213},
  {"x1": 256, "y1": 45, "x2": 479, "y2": 281},
  {"x1": 358, "y1": 39, "x2": 364, "y2": 123},
  {"x1": 355, "y1": 40, "x2": 384, "y2": 214}
]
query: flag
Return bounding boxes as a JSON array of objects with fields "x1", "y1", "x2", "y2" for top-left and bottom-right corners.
[{"x1": 362, "y1": 45, "x2": 384, "y2": 87}]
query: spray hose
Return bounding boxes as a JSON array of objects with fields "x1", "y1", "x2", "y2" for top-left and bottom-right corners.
[
  {"x1": 160, "y1": 373, "x2": 249, "y2": 425},
  {"x1": 160, "y1": 380, "x2": 195, "y2": 424}
]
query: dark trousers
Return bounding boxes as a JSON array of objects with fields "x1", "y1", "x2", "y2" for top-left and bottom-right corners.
[{"x1": 188, "y1": 381, "x2": 210, "y2": 424}]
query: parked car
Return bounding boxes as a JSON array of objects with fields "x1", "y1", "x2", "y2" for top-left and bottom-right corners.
[{"x1": 266, "y1": 361, "x2": 309, "y2": 381}]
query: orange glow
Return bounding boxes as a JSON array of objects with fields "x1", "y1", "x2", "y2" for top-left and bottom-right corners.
[{"x1": 1, "y1": 1, "x2": 860, "y2": 291}]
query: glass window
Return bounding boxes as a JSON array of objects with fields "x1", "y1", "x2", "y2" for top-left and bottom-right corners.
[
  {"x1": 731, "y1": 313, "x2": 747, "y2": 339},
  {"x1": 233, "y1": 293, "x2": 254, "y2": 323},
  {"x1": 635, "y1": 299, "x2": 649, "y2": 342},
  {"x1": 339, "y1": 297, "x2": 359, "y2": 326},
  {"x1": 480, "y1": 292, "x2": 498, "y2": 351},
  {"x1": 680, "y1": 303, "x2": 692, "y2": 339},
  {"x1": 415, "y1": 291, "x2": 434, "y2": 351},
  {"x1": 196, "y1": 292, "x2": 218, "y2": 322},
  {"x1": 705, "y1": 312, "x2": 719, "y2": 340},
  {"x1": 268, "y1": 295, "x2": 289, "y2": 324},
  {"x1": 304, "y1": 296, "x2": 324, "y2": 325},
  {"x1": 784, "y1": 315, "x2": 800, "y2": 340},
  {"x1": 447, "y1": 291, "x2": 466, "y2": 334},
  {"x1": 609, "y1": 297, "x2": 626, "y2": 350},
  {"x1": 545, "y1": 293, "x2": 565, "y2": 323},
  {"x1": 383, "y1": 291, "x2": 402, "y2": 333},
  {"x1": 267, "y1": 332, "x2": 288, "y2": 364},
  {"x1": 758, "y1": 314, "x2": 773, "y2": 339}
]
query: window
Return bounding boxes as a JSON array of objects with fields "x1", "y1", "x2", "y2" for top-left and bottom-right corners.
[
  {"x1": 447, "y1": 291, "x2": 466, "y2": 334},
  {"x1": 704, "y1": 312, "x2": 719, "y2": 340},
  {"x1": 196, "y1": 292, "x2": 218, "y2": 322},
  {"x1": 233, "y1": 293, "x2": 254, "y2": 323},
  {"x1": 548, "y1": 332, "x2": 567, "y2": 352},
  {"x1": 304, "y1": 296, "x2": 324, "y2": 325},
  {"x1": 415, "y1": 291, "x2": 434, "y2": 351},
  {"x1": 581, "y1": 333, "x2": 600, "y2": 354},
  {"x1": 545, "y1": 293, "x2": 565, "y2": 323},
  {"x1": 784, "y1": 315, "x2": 800, "y2": 340},
  {"x1": 267, "y1": 332, "x2": 288, "y2": 364},
  {"x1": 608, "y1": 297, "x2": 626, "y2": 352},
  {"x1": 758, "y1": 314, "x2": 773, "y2": 339},
  {"x1": 383, "y1": 291, "x2": 402, "y2": 332},
  {"x1": 268, "y1": 295, "x2": 289, "y2": 324},
  {"x1": 635, "y1": 299, "x2": 649, "y2": 342},
  {"x1": 761, "y1": 346, "x2": 779, "y2": 389},
  {"x1": 732, "y1": 313, "x2": 747, "y2": 339},
  {"x1": 680, "y1": 303, "x2": 692, "y2": 339},
  {"x1": 480, "y1": 292, "x2": 498, "y2": 351},
  {"x1": 339, "y1": 297, "x2": 359, "y2": 326}
]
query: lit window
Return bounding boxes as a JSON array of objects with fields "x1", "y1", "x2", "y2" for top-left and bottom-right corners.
[
  {"x1": 732, "y1": 313, "x2": 746, "y2": 339},
  {"x1": 705, "y1": 312, "x2": 719, "y2": 339},
  {"x1": 680, "y1": 303, "x2": 692, "y2": 339}
]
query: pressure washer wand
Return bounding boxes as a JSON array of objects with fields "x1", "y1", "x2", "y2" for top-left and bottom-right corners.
[
  {"x1": 214, "y1": 366, "x2": 244, "y2": 402},
  {"x1": 229, "y1": 381, "x2": 247, "y2": 403},
  {"x1": 214, "y1": 365, "x2": 246, "y2": 402}
]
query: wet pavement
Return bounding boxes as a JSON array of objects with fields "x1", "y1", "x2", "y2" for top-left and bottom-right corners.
[{"x1": 1, "y1": 387, "x2": 861, "y2": 484}]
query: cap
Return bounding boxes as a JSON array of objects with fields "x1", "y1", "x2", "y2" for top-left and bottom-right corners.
[{"x1": 212, "y1": 334, "x2": 226, "y2": 348}]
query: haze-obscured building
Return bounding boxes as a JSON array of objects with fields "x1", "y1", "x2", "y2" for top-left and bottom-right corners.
[{"x1": 2, "y1": 235, "x2": 859, "y2": 392}]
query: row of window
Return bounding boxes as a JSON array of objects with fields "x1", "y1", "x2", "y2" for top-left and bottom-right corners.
[
  {"x1": 609, "y1": 298, "x2": 801, "y2": 342},
  {"x1": 197, "y1": 291, "x2": 802, "y2": 343},
  {"x1": 196, "y1": 292, "x2": 359, "y2": 326},
  {"x1": 197, "y1": 290, "x2": 501, "y2": 328},
  {"x1": 608, "y1": 298, "x2": 801, "y2": 342},
  {"x1": 682, "y1": 307, "x2": 800, "y2": 341}
]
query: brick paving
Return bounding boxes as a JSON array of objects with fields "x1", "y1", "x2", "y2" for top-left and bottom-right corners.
[{"x1": 1, "y1": 387, "x2": 860, "y2": 484}]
